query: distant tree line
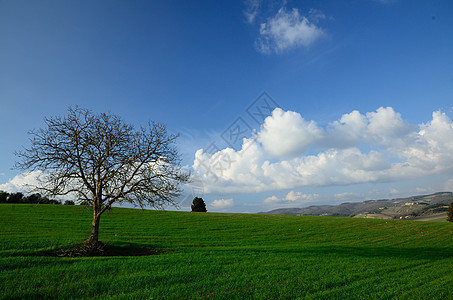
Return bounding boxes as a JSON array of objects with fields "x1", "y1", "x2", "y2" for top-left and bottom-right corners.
[{"x1": 0, "y1": 190, "x2": 75, "y2": 205}]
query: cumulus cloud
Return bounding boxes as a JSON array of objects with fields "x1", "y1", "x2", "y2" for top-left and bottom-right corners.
[
  {"x1": 323, "y1": 110, "x2": 367, "y2": 148},
  {"x1": 263, "y1": 195, "x2": 279, "y2": 203},
  {"x1": 323, "y1": 107, "x2": 413, "y2": 148},
  {"x1": 211, "y1": 198, "x2": 234, "y2": 209},
  {"x1": 0, "y1": 171, "x2": 44, "y2": 193},
  {"x1": 257, "y1": 108, "x2": 322, "y2": 158},
  {"x1": 365, "y1": 107, "x2": 413, "y2": 144},
  {"x1": 256, "y1": 107, "x2": 413, "y2": 159},
  {"x1": 256, "y1": 7, "x2": 326, "y2": 54},
  {"x1": 264, "y1": 190, "x2": 319, "y2": 204},
  {"x1": 193, "y1": 107, "x2": 453, "y2": 194}
]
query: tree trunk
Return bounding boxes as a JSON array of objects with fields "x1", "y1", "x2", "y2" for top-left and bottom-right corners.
[{"x1": 87, "y1": 212, "x2": 101, "y2": 244}]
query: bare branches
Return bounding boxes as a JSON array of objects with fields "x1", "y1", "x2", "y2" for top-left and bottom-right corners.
[{"x1": 15, "y1": 107, "x2": 189, "y2": 213}]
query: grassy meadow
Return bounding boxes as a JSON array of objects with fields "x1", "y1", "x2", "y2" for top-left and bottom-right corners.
[{"x1": 1, "y1": 204, "x2": 452, "y2": 299}]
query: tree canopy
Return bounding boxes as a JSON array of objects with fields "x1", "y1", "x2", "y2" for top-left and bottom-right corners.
[{"x1": 191, "y1": 197, "x2": 207, "y2": 212}]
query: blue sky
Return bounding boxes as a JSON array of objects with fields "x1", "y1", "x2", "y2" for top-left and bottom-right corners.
[{"x1": 1, "y1": 0, "x2": 453, "y2": 213}]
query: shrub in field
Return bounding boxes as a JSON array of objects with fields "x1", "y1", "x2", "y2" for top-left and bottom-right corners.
[
  {"x1": 448, "y1": 202, "x2": 453, "y2": 222},
  {"x1": 191, "y1": 197, "x2": 207, "y2": 212}
]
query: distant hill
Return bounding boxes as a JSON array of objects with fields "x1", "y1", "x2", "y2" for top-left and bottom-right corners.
[{"x1": 261, "y1": 192, "x2": 453, "y2": 221}]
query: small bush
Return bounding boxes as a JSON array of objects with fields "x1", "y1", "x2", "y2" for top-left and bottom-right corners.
[
  {"x1": 447, "y1": 202, "x2": 453, "y2": 222},
  {"x1": 191, "y1": 197, "x2": 207, "y2": 212}
]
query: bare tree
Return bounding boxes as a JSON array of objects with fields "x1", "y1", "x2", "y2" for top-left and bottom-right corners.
[{"x1": 15, "y1": 107, "x2": 189, "y2": 245}]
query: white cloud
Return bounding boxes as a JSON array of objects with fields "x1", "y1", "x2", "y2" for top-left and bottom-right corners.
[
  {"x1": 339, "y1": 148, "x2": 390, "y2": 171},
  {"x1": 285, "y1": 190, "x2": 318, "y2": 202},
  {"x1": 211, "y1": 198, "x2": 234, "y2": 209},
  {"x1": 193, "y1": 107, "x2": 453, "y2": 195},
  {"x1": 285, "y1": 190, "x2": 303, "y2": 201},
  {"x1": 323, "y1": 107, "x2": 413, "y2": 148},
  {"x1": 365, "y1": 107, "x2": 413, "y2": 144},
  {"x1": 264, "y1": 191, "x2": 318, "y2": 204},
  {"x1": 0, "y1": 171, "x2": 44, "y2": 193},
  {"x1": 257, "y1": 107, "x2": 413, "y2": 157},
  {"x1": 324, "y1": 110, "x2": 367, "y2": 148},
  {"x1": 244, "y1": 0, "x2": 261, "y2": 24},
  {"x1": 256, "y1": 7, "x2": 325, "y2": 54},
  {"x1": 257, "y1": 108, "x2": 322, "y2": 158},
  {"x1": 400, "y1": 111, "x2": 453, "y2": 173},
  {"x1": 263, "y1": 195, "x2": 280, "y2": 204}
]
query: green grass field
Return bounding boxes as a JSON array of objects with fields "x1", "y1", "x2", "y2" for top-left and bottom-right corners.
[{"x1": 1, "y1": 204, "x2": 452, "y2": 299}]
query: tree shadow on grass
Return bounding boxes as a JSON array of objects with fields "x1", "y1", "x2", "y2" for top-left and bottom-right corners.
[{"x1": 37, "y1": 242, "x2": 175, "y2": 258}]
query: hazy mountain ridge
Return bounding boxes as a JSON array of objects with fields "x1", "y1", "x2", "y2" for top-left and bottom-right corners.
[{"x1": 261, "y1": 192, "x2": 453, "y2": 220}]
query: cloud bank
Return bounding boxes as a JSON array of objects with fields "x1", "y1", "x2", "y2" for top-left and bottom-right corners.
[
  {"x1": 193, "y1": 107, "x2": 453, "y2": 194},
  {"x1": 0, "y1": 171, "x2": 43, "y2": 193}
]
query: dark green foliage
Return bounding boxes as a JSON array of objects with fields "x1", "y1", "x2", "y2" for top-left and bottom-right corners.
[
  {"x1": 191, "y1": 197, "x2": 207, "y2": 212},
  {"x1": 0, "y1": 191, "x2": 8, "y2": 203},
  {"x1": 7, "y1": 192, "x2": 23, "y2": 203},
  {"x1": 64, "y1": 200, "x2": 75, "y2": 205},
  {"x1": 25, "y1": 193, "x2": 42, "y2": 204},
  {"x1": 0, "y1": 190, "x2": 61, "y2": 204},
  {"x1": 447, "y1": 202, "x2": 453, "y2": 222}
]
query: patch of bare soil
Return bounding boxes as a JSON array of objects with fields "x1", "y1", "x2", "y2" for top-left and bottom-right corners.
[{"x1": 40, "y1": 242, "x2": 174, "y2": 258}]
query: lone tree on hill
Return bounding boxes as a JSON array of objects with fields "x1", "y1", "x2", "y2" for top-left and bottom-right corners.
[
  {"x1": 448, "y1": 202, "x2": 453, "y2": 222},
  {"x1": 15, "y1": 107, "x2": 189, "y2": 246},
  {"x1": 191, "y1": 197, "x2": 207, "y2": 212}
]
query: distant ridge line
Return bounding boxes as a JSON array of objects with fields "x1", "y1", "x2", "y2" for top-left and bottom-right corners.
[{"x1": 259, "y1": 192, "x2": 453, "y2": 221}]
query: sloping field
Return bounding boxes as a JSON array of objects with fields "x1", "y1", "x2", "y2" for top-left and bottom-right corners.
[
  {"x1": 413, "y1": 212, "x2": 448, "y2": 222},
  {"x1": 1, "y1": 204, "x2": 452, "y2": 299}
]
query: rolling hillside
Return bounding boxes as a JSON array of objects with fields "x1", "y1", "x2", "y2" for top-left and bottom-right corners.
[{"x1": 262, "y1": 192, "x2": 453, "y2": 221}]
